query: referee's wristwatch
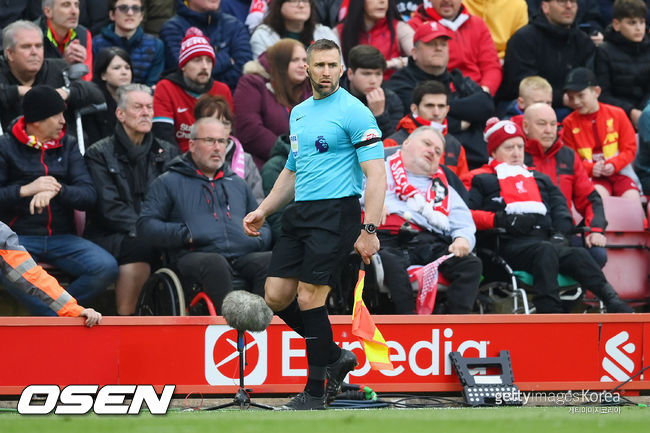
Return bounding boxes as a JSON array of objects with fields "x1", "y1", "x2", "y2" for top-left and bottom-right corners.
[{"x1": 361, "y1": 223, "x2": 377, "y2": 235}]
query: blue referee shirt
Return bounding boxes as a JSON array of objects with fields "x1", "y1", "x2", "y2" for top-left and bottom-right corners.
[{"x1": 286, "y1": 87, "x2": 384, "y2": 201}]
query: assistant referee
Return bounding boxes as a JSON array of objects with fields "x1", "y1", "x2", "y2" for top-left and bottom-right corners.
[{"x1": 244, "y1": 39, "x2": 386, "y2": 410}]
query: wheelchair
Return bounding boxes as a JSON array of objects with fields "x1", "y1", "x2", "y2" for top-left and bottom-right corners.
[
  {"x1": 135, "y1": 265, "x2": 249, "y2": 317},
  {"x1": 476, "y1": 228, "x2": 585, "y2": 314}
]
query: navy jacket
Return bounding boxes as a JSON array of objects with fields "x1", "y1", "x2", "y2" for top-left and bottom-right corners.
[
  {"x1": 137, "y1": 153, "x2": 271, "y2": 260},
  {"x1": 93, "y1": 24, "x2": 165, "y2": 86},
  {"x1": 159, "y1": 2, "x2": 252, "y2": 90},
  {"x1": 0, "y1": 121, "x2": 96, "y2": 236}
]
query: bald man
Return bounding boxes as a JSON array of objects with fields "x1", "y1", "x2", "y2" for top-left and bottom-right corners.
[{"x1": 523, "y1": 103, "x2": 608, "y2": 267}]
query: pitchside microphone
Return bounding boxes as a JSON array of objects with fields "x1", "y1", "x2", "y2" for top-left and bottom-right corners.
[
  {"x1": 221, "y1": 290, "x2": 273, "y2": 332},
  {"x1": 207, "y1": 290, "x2": 275, "y2": 411}
]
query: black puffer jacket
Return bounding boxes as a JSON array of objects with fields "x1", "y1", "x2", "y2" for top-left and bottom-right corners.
[
  {"x1": 498, "y1": 13, "x2": 595, "y2": 107},
  {"x1": 0, "y1": 119, "x2": 96, "y2": 236},
  {"x1": 386, "y1": 60, "x2": 495, "y2": 168},
  {"x1": 137, "y1": 153, "x2": 272, "y2": 260},
  {"x1": 0, "y1": 57, "x2": 104, "y2": 132},
  {"x1": 595, "y1": 26, "x2": 650, "y2": 115},
  {"x1": 84, "y1": 124, "x2": 180, "y2": 255}
]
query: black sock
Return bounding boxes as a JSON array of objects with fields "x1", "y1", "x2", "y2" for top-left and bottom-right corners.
[
  {"x1": 328, "y1": 340, "x2": 341, "y2": 364},
  {"x1": 279, "y1": 300, "x2": 342, "y2": 364},
  {"x1": 276, "y1": 299, "x2": 305, "y2": 336},
  {"x1": 301, "y1": 306, "x2": 334, "y2": 397}
]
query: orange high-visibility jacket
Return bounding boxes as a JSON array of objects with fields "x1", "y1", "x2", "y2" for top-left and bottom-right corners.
[{"x1": 0, "y1": 222, "x2": 83, "y2": 317}]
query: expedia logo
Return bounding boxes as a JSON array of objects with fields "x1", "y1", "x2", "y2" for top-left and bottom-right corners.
[
  {"x1": 600, "y1": 331, "x2": 636, "y2": 382},
  {"x1": 205, "y1": 325, "x2": 268, "y2": 385}
]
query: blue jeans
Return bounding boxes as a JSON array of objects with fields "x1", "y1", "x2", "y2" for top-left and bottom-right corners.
[{"x1": 4, "y1": 235, "x2": 118, "y2": 316}]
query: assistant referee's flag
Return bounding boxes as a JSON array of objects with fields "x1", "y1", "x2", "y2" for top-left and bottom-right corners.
[{"x1": 351, "y1": 270, "x2": 394, "y2": 371}]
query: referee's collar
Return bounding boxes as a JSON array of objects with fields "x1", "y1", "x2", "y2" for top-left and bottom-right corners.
[{"x1": 313, "y1": 85, "x2": 342, "y2": 101}]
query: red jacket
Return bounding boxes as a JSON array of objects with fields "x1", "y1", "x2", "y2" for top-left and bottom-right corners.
[
  {"x1": 153, "y1": 72, "x2": 233, "y2": 153},
  {"x1": 408, "y1": 4, "x2": 502, "y2": 95},
  {"x1": 338, "y1": 18, "x2": 402, "y2": 80},
  {"x1": 561, "y1": 103, "x2": 636, "y2": 177},
  {"x1": 525, "y1": 137, "x2": 607, "y2": 232}
]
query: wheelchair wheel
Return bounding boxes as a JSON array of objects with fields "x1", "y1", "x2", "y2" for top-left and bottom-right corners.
[{"x1": 136, "y1": 268, "x2": 187, "y2": 316}]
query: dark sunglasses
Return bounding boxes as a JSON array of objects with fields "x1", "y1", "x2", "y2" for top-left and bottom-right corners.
[{"x1": 115, "y1": 5, "x2": 143, "y2": 13}]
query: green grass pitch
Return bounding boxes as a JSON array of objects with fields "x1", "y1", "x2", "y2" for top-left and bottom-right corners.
[{"x1": 0, "y1": 406, "x2": 648, "y2": 433}]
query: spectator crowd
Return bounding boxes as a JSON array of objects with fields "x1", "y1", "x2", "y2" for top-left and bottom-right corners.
[{"x1": 1, "y1": 0, "x2": 648, "y2": 316}]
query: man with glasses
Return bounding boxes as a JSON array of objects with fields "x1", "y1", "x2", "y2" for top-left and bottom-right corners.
[
  {"x1": 38, "y1": 0, "x2": 93, "y2": 80},
  {"x1": 498, "y1": 0, "x2": 595, "y2": 119},
  {"x1": 138, "y1": 116, "x2": 273, "y2": 314},
  {"x1": 92, "y1": 0, "x2": 165, "y2": 86}
]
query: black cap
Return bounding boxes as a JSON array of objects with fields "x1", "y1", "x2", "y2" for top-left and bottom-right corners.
[
  {"x1": 22, "y1": 85, "x2": 66, "y2": 123},
  {"x1": 564, "y1": 67, "x2": 598, "y2": 92}
]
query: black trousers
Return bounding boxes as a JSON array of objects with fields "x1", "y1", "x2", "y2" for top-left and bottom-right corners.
[
  {"x1": 500, "y1": 237, "x2": 608, "y2": 313},
  {"x1": 378, "y1": 231, "x2": 482, "y2": 314},
  {"x1": 176, "y1": 251, "x2": 272, "y2": 313}
]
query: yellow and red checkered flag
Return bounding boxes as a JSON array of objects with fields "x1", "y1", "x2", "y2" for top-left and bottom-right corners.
[{"x1": 351, "y1": 269, "x2": 394, "y2": 371}]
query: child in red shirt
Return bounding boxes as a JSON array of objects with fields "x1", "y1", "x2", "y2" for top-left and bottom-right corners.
[{"x1": 562, "y1": 67, "x2": 642, "y2": 203}]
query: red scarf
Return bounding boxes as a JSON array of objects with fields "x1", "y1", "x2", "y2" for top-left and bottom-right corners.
[
  {"x1": 388, "y1": 149, "x2": 450, "y2": 230},
  {"x1": 489, "y1": 160, "x2": 547, "y2": 215},
  {"x1": 12, "y1": 117, "x2": 64, "y2": 150},
  {"x1": 396, "y1": 114, "x2": 448, "y2": 135}
]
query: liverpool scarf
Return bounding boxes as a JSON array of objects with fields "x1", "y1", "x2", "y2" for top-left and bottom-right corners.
[
  {"x1": 489, "y1": 160, "x2": 547, "y2": 215},
  {"x1": 388, "y1": 149, "x2": 450, "y2": 231}
]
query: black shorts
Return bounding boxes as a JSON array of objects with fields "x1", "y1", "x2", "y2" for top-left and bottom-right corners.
[
  {"x1": 268, "y1": 196, "x2": 361, "y2": 286},
  {"x1": 116, "y1": 235, "x2": 154, "y2": 265}
]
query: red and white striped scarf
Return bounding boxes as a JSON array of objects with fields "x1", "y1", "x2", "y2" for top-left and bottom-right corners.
[
  {"x1": 489, "y1": 160, "x2": 547, "y2": 215},
  {"x1": 388, "y1": 149, "x2": 450, "y2": 230}
]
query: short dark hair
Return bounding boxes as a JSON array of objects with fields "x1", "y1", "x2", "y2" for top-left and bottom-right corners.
[
  {"x1": 347, "y1": 45, "x2": 387, "y2": 71},
  {"x1": 411, "y1": 80, "x2": 448, "y2": 106},
  {"x1": 613, "y1": 0, "x2": 647, "y2": 20},
  {"x1": 93, "y1": 46, "x2": 132, "y2": 86},
  {"x1": 306, "y1": 39, "x2": 341, "y2": 64}
]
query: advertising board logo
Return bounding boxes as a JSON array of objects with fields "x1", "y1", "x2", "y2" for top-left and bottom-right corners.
[
  {"x1": 601, "y1": 331, "x2": 636, "y2": 382},
  {"x1": 205, "y1": 325, "x2": 267, "y2": 385}
]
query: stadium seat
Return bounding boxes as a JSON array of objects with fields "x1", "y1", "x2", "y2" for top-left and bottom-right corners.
[{"x1": 598, "y1": 197, "x2": 650, "y2": 307}]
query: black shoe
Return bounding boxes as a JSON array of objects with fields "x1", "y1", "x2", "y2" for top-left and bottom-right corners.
[
  {"x1": 278, "y1": 392, "x2": 326, "y2": 410},
  {"x1": 325, "y1": 349, "x2": 358, "y2": 402},
  {"x1": 596, "y1": 283, "x2": 635, "y2": 313},
  {"x1": 606, "y1": 299, "x2": 634, "y2": 313}
]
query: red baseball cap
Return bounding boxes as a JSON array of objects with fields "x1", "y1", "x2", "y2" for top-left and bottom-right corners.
[{"x1": 413, "y1": 22, "x2": 452, "y2": 44}]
